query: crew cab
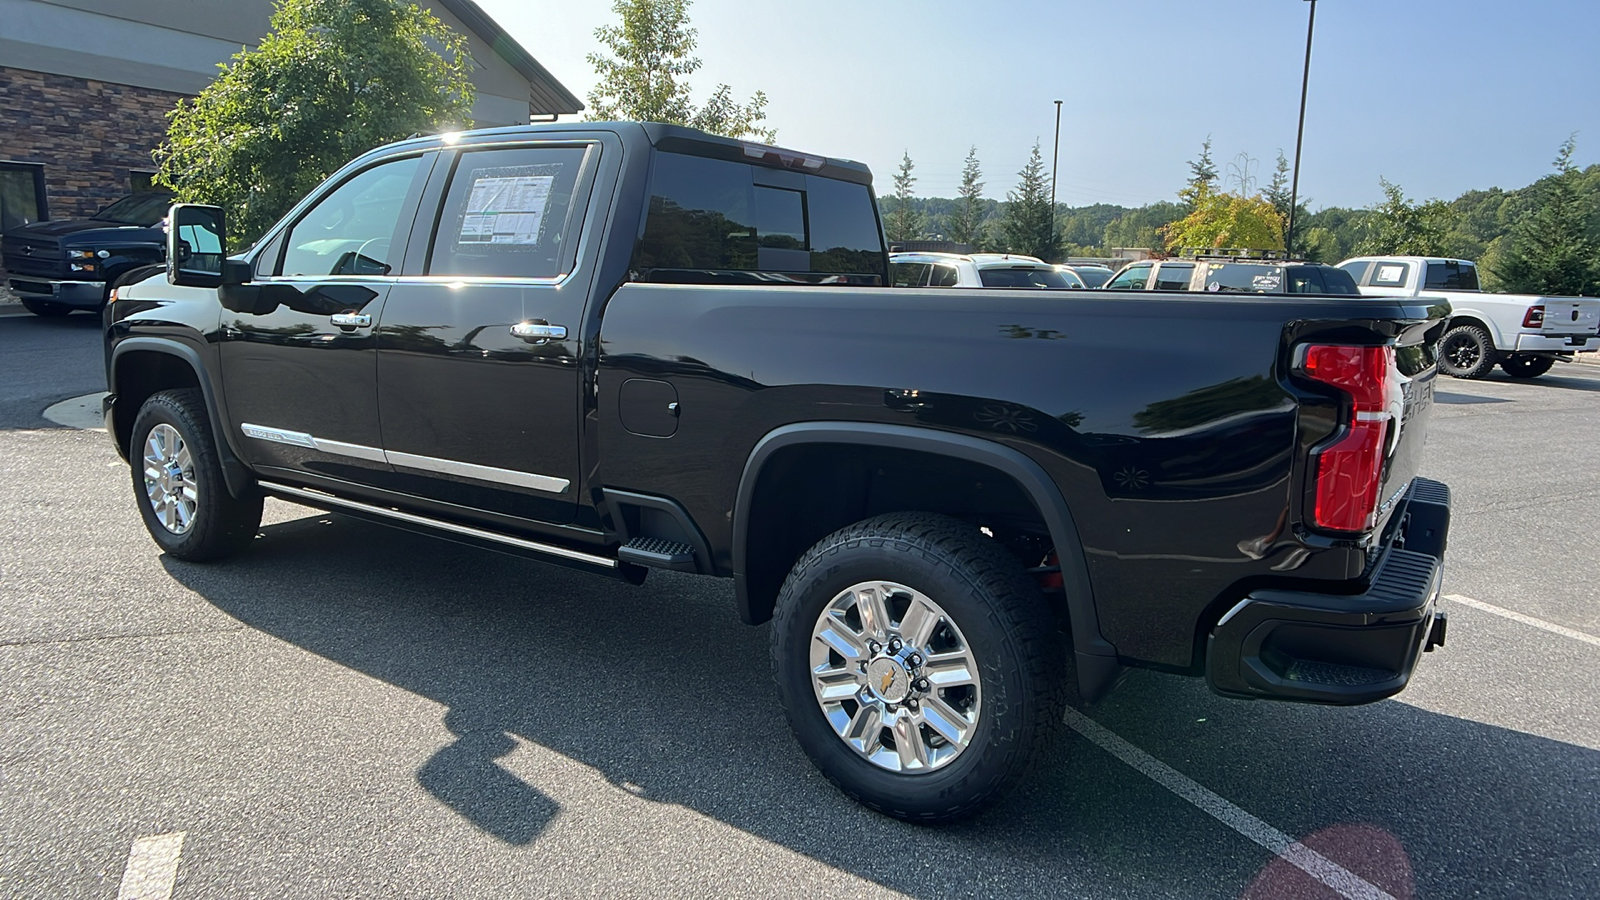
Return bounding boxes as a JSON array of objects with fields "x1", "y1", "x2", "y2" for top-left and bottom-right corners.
[
  {"x1": 105, "y1": 122, "x2": 1452, "y2": 823},
  {"x1": 3, "y1": 190, "x2": 171, "y2": 316},
  {"x1": 1338, "y1": 256, "x2": 1600, "y2": 379}
]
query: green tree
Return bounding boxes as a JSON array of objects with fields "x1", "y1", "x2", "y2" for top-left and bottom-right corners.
[
  {"x1": 1160, "y1": 182, "x2": 1285, "y2": 251},
  {"x1": 586, "y1": 0, "x2": 774, "y2": 142},
  {"x1": 1356, "y1": 178, "x2": 1452, "y2": 257},
  {"x1": 1263, "y1": 150, "x2": 1295, "y2": 226},
  {"x1": 945, "y1": 146, "x2": 989, "y2": 248},
  {"x1": 1180, "y1": 136, "x2": 1219, "y2": 207},
  {"x1": 1494, "y1": 137, "x2": 1600, "y2": 296},
  {"x1": 999, "y1": 141, "x2": 1058, "y2": 261},
  {"x1": 154, "y1": 0, "x2": 474, "y2": 243},
  {"x1": 883, "y1": 151, "x2": 924, "y2": 242}
]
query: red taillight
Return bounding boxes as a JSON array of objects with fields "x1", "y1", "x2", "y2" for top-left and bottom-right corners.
[
  {"x1": 1300, "y1": 344, "x2": 1396, "y2": 533},
  {"x1": 1523, "y1": 305, "x2": 1545, "y2": 328}
]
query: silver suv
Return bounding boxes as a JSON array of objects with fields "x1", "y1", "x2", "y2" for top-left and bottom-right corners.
[
  {"x1": 889, "y1": 252, "x2": 1085, "y2": 289},
  {"x1": 1104, "y1": 253, "x2": 1361, "y2": 295}
]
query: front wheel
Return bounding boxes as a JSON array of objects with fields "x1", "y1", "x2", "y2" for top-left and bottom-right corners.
[
  {"x1": 771, "y1": 512, "x2": 1066, "y2": 823},
  {"x1": 1499, "y1": 355, "x2": 1555, "y2": 379},
  {"x1": 129, "y1": 389, "x2": 263, "y2": 561},
  {"x1": 1438, "y1": 324, "x2": 1499, "y2": 379}
]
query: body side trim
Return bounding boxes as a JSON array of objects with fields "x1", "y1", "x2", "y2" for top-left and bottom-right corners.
[{"x1": 240, "y1": 424, "x2": 569, "y2": 493}]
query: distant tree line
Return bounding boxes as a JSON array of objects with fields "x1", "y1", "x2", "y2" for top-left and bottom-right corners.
[{"x1": 887, "y1": 137, "x2": 1600, "y2": 295}]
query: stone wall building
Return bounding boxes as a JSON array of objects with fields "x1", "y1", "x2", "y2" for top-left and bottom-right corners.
[{"x1": 0, "y1": 0, "x2": 581, "y2": 229}]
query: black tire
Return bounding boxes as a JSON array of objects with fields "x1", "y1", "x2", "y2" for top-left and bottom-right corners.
[
  {"x1": 21, "y1": 297, "x2": 72, "y2": 317},
  {"x1": 129, "y1": 389, "x2": 263, "y2": 561},
  {"x1": 771, "y1": 512, "x2": 1067, "y2": 823},
  {"x1": 1499, "y1": 355, "x2": 1555, "y2": 379},
  {"x1": 1438, "y1": 324, "x2": 1499, "y2": 379}
]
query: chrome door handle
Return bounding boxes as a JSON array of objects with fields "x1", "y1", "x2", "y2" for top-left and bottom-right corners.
[
  {"x1": 510, "y1": 320, "x2": 568, "y2": 343},
  {"x1": 330, "y1": 312, "x2": 371, "y2": 328}
]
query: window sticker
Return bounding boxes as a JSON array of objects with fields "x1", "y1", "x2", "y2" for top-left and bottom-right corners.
[
  {"x1": 1252, "y1": 274, "x2": 1281, "y2": 290},
  {"x1": 1376, "y1": 264, "x2": 1405, "y2": 284},
  {"x1": 459, "y1": 168, "x2": 556, "y2": 246}
]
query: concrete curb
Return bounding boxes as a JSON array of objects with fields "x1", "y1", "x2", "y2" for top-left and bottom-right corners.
[{"x1": 44, "y1": 392, "x2": 108, "y2": 431}]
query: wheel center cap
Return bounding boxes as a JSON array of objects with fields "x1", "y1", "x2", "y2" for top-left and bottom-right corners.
[{"x1": 865, "y1": 657, "x2": 910, "y2": 703}]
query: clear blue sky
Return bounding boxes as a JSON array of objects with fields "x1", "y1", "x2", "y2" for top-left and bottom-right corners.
[{"x1": 477, "y1": 0, "x2": 1600, "y2": 210}]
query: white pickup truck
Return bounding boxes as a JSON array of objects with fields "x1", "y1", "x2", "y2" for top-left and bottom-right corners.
[{"x1": 1337, "y1": 256, "x2": 1600, "y2": 379}]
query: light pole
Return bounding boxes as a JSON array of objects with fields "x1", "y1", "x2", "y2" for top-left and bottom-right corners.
[
  {"x1": 1051, "y1": 99, "x2": 1062, "y2": 260},
  {"x1": 1286, "y1": 0, "x2": 1316, "y2": 256}
]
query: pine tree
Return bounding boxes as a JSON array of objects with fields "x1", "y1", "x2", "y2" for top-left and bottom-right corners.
[
  {"x1": 945, "y1": 146, "x2": 988, "y2": 248},
  {"x1": 1180, "y1": 136, "x2": 1219, "y2": 207},
  {"x1": 999, "y1": 141, "x2": 1058, "y2": 261},
  {"x1": 1494, "y1": 136, "x2": 1600, "y2": 296},
  {"x1": 883, "y1": 151, "x2": 924, "y2": 242},
  {"x1": 1264, "y1": 150, "x2": 1293, "y2": 224}
]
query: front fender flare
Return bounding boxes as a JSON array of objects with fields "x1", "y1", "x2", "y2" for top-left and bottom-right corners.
[{"x1": 110, "y1": 336, "x2": 253, "y2": 499}]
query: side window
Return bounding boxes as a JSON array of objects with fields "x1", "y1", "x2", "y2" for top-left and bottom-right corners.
[
  {"x1": 890, "y1": 262, "x2": 931, "y2": 287},
  {"x1": 280, "y1": 155, "x2": 423, "y2": 277},
  {"x1": 1152, "y1": 263, "x2": 1194, "y2": 291},
  {"x1": 930, "y1": 264, "x2": 959, "y2": 286},
  {"x1": 633, "y1": 152, "x2": 887, "y2": 284},
  {"x1": 1339, "y1": 260, "x2": 1372, "y2": 285},
  {"x1": 428, "y1": 145, "x2": 590, "y2": 279},
  {"x1": 1287, "y1": 266, "x2": 1326, "y2": 293},
  {"x1": 1370, "y1": 262, "x2": 1411, "y2": 289},
  {"x1": 1106, "y1": 264, "x2": 1151, "y2": 291}
]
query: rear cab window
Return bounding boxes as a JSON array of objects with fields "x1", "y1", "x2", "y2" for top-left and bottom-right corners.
[
  {"x1": 1424, "y1": 261, "x2": 1479, "y2": 291},
  {"x1": 632, "y1": 151, "x2": 887, "y2": 285}
]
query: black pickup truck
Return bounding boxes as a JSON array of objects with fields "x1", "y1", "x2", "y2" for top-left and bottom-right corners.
[
  {"x1": 104, "y1": 122, "x2": 1452, "y2": 822},
  {"x1": 3, "y1": 191, "x2": 171, "y2": 316}
]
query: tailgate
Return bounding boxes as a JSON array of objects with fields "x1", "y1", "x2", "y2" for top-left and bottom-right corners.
[
  {"x1": 1539, "y1": 299, "x2": 1600, "y2": 336},
  {"x1": 1375, "y1": 319, "x2": 1438, "y2": 531}
]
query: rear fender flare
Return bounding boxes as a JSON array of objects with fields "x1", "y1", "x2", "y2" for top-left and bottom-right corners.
[{"x1": 733, "y1": 422, "x2": 1122, "y2": 699}]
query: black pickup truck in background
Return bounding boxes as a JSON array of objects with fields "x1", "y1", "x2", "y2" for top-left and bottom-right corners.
[
  {"x1": 104, "y1": 122, "x2": 1453, "y2": 822},
  {"x1": 3, "y1": 190, "x2": 171, "y2": 316}
]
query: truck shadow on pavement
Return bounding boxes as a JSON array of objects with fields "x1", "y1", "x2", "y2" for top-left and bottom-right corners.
[{"x1": 162, "y1": 512, "x2": 1600, "y2": 900}]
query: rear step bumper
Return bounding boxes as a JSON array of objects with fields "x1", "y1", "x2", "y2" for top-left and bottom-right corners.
[{"x1": 1206, "y1": 477, "x2": 1451, "y2": 705}]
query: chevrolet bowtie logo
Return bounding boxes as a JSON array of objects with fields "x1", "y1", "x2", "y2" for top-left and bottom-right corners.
[{"x1": 880, "y1": 670, "x2": 895, "y2": 693}]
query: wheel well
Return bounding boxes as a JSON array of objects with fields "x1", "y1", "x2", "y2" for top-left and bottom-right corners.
[
  {"x1": 1444, "y1": 316, "x2": 1494, "y2": 343},
  {"x1": 739, "y1": 443, "x2": 1054, "y2": 625},
  {"x1": 111, "y1": 350, "x2": 201, "y2": 458}
]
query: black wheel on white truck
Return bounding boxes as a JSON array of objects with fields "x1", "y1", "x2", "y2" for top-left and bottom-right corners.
[
  {"x1": 771, "y1": 512, "x2": 1067, "y2": 823},
  {"x1": 1438, "y1": 323, "x2": 1500, "y2": 379}
]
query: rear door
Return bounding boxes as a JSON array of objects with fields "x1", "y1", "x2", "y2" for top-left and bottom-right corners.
[{"x1": 372, "y1": 138, "x2": 606, "y2": 526}]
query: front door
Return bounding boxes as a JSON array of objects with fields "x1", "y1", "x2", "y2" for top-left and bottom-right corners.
[
  {"x1": 220, "y1": 153, "x2": 429, "y2": 483},
  {"x1": 374, "y1": 142, "x2": 599, "y2": 526}
]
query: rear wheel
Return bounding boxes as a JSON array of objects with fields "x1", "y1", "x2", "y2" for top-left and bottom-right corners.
[
  {"x1": 1438, "y1": 324, "x2": 1498, "y2": 379},
  {"x1": 129, "y1": 389, "x2": 262, "y2": 561},
  {"x1": 21, "y1": 297, "x2": 71, "y2": 317},
  {"x1": 1499, "y1": 355, "x2": 1554, "y2": 379},
  {"x1": 771, "y1": 512, "x2": 1066, "y2": 823}
]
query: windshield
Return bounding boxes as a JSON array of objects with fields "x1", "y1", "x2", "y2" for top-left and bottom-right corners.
[
  {"x1": 978, "y1": 266, "x2": 1074, "y2": 289},
  {"x1": 93, "y1": 192, "x2": 174, "y2": 226}
]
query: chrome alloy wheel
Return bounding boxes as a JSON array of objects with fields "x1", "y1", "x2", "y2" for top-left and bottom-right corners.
[
  {"x1": 809, "y1": 581, "x2": 982, "y2": 774},
  {"x1": 142, "y1": 423, "x2": 198, "y2": 535}
]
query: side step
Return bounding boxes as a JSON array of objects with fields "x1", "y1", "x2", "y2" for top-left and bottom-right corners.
[
  {"x1": 617, "y1": 536, "x2": 697, "y2": 572},
  {"x1": 258, "y1": 481, "x2": 636, "y2": 579}
]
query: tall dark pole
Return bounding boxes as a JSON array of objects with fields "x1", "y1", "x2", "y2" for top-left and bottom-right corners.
[
  {"x1": 1052, "y1": 99, "x2": 1062, "y2": 259},
  {"x1": 1287, "y1": 0, "x2": 1316, "y2": 256}
]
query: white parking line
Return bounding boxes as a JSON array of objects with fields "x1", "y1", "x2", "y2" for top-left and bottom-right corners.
[
  {"x1": 1063, "y1": 708, "x2": 1396, "y2": 900},
  {"x1": 1444, "y1": 593, "x2": 1600, "y2": 648},
  {"x1": 116, "y1": 832, "x2": 185, "y2": 900}
]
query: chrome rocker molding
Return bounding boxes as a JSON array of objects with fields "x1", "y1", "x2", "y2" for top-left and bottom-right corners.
[
  {"x1": 258, "y1": 481, "x2": 616, "y2": 569},
  {"x1": 241, "y1": 423, "x2": 570, "y2": 494}
]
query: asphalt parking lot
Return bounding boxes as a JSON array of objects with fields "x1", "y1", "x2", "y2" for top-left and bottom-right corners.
[{"x1": 1, "y1": 308, "x2": 1597, "y2": 899}]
